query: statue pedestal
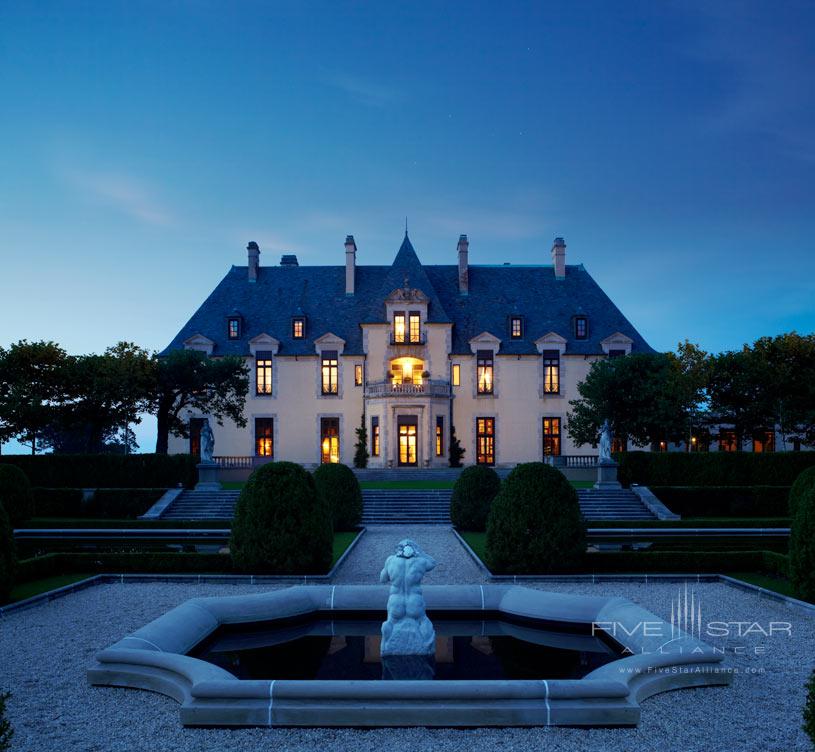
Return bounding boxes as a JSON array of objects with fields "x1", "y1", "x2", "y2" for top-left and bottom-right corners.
[
  {"x1": 594, "y1": 459, "x2": 622, "y2": 490},
  {"x1": 196, "y1": 462, "x2": 222, "y2": 491}
]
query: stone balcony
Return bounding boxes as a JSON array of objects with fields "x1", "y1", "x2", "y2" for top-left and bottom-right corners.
[{"x1": 364, "y1": 379, "x2": 451, "y2": 399}]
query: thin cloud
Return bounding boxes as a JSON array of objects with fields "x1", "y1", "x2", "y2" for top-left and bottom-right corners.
[
  {"x1": 323, "y1": 72, "x2": 402, "y2": 107},
  {"x1": 63, "y1": 168, "x2": 175, "y2": 226}
]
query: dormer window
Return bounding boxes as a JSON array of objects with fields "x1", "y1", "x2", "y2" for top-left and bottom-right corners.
[
  {"x1": 292, "y1": 316, "x2": 306, "y2": 339},
  {"x1": 575, "y1": 316, "x2": 588, "y2": 340},
  {"x1": 510, "y1": 317, "x2": 523, "y2": 339},
  {"x1": 227, "y1": 317, "x2": 241, "y2": 340},
  {"x1": 408, "y1": 312, "x2": 421, "y2": 343}
]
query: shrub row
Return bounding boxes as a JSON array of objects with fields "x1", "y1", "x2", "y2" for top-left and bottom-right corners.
[
  {"x1": 651, "y1": 486, "x2": 790, "y2": 518},
  {"x1": 31, "y1": 488, "x2": 165, "y2": 519},
  {"x1": 615, "y1": 451, "x2": 815, "y2": 488},
  {"x1": 790, "y1": 484, "x2": 815, "y2": 602},
  {"x1": 0, "y1": 454, "x2": 197, "y2": 489}
]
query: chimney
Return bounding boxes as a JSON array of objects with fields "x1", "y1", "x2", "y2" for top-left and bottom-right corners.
[
  {"x1": 247, "y1": 241, "x2": 260, "y2": 282},
  {"x1": 345, "y1": 234, "x2": 357, "y2": 295},
  {"x1": 457, "y1": 234, "x2": 469, "y2": 295},
  {"x1": 552, "y1": 237, "x2": 566, "y2": 280}
]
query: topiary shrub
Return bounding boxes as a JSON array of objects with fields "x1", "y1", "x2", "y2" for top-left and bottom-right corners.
[
  {"x1": 0, "y1": 503, "x2": 16, "y2": 604},
  {"x1": 230, "y1": 462, "x2": 333, "y2": 574},
  {"x1": 804, "y1": 669, "x2": 815, "y2": 747},
  {"x1": 313, "y1": 463, "x2": 362, "y2": 531},
  {"x1": 486, "y1": 462, "x2": 585, "y2": 574},
  {"x1": 450, "y1": 465, "x2": 501, "y2": 531},
  {"x1": 790, "y1": 485, "x2": 815, "y2": 603},
  {"x1": 0, "y1": 465, "x2": 33, "y2": 526},
  {"x1": 790, "y1": 467, "x2": 815, "y2": 518}
]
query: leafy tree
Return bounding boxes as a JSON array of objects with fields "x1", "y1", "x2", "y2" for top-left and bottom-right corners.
[
  {"x1": 448, "y1": 424, "x2": 465, "y2": 468},
  {"x1": 150, "y1": 349, "x2": 249, "y2": 454},
  {"x1": 567, "y1": 353, "x2": 695, "y2": 449},
  {"x1": 0, "y1": 340, "x2": 68, "y2": 454},
  {"x1": 353, "y1": 414, "x2": 369, "y2": 469},
  {"x1": 705, "y1": 348, "x2": 776, "y2": 449}
]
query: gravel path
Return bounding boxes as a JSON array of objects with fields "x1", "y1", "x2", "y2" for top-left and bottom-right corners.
[
  {"x1": 331, "y1": 525, "x2": 486, "y2": 584},
  {"x1": 1, "y1": 529, "x2": 814, "y2": 751}
]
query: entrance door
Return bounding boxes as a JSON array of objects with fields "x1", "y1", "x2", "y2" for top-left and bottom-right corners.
[
  {"x1": 189, "y1": 418, "x2": 205, "y2": 458},
  {"x1": 398, "y1": 417, "x2": 418, "y2": 466}
]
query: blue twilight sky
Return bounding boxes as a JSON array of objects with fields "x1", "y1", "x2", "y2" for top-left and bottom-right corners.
[{"x1": 1, "y1": 1, "x2": 814, "y2": 452}]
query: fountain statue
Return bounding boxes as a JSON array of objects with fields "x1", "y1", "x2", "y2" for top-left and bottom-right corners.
[
  {"x1": 195, "y1": 418, "x2": 221, "y2": 490},
  {"x1": 380, "y1": 539, "x2": 437, "y2": 657},
  {"x1": 598, "y1": 419, "x2": 612, "y2": 462},
  {"x1": 200, "y1": 419, "x2": 215, "y2": 463},
  {"x1": 595, "y1": 418, "x2": 622, "y2": 489}
]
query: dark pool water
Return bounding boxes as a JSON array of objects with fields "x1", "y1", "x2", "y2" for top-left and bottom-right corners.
[{"x1": 191, "y1": 618, "x2": 620, "y2": 681}]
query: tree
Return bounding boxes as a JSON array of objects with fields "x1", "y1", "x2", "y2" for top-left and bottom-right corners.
[
  {"x1": 353, "y1": 413, "x2": 369, "y2": 469},
  {"x1": 0, "y1": 340, "x2": 68, "y2": 454},
  {"x1": 150, "y1": 349, "x2": 249, "y2": 454},
  {"x1": 705, "y1": 348, "x2": 776, "y2": 449},
  {"x1": 448, "y1": 424, "x2": 465, "y2": 467},
  {"x1": 567, "y1": 352, "x2": 695, "y2": 449}
]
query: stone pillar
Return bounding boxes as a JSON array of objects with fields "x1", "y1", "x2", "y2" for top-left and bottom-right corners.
[
  {"x1": 594, "y1": 458, "x2": 622, "y2": 490},
  {"x1": 196, "y1": 462, "x2": 222, "y2": 490}
]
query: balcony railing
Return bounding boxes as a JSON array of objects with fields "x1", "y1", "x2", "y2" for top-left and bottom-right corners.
[
  {"x1": 212, "y1": 455, "x2": 254, "y2": 469},
  {"x1": 365, "y1": 379, "x2": 451, "y2": 398},
  {"x1": 544, "y1": 455, "x2": 598, "y2": 468},
  {"x1": 389, "y1": 335, "x2": 426, "y2": 346}
]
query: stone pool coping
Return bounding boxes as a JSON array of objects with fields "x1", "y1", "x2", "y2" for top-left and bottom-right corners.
[{"x1": 87, "y1": 583, "x2": 732, "y2": 727}]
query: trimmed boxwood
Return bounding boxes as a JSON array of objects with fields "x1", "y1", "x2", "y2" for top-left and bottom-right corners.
[
  {"x1": 790, "y1": 486, "x2": 815, "y2": 602},
  {"x1": 32, "y1": 488, "x2": 84, "y2": 518},
  {"x1": 616, "y1": 451, "x2": 815, "y2": 488},
  {"x1": 0, "y1": 454, "x2": 197, "y2": 489},
  {"x1": 0, "y1": 503, "x2": 16, "y2": 603},
  {"x1": 650, "y1": 486, "x2": 790, "y2": 517},
  {"x1": 790, "y1": 467, "x2": 815, "y2": 518},
  {"x1": 312, "y1": 463, "x2": 362, "y2": 531},
  {"x1": 450, "y1": 465, "x2": 501, "y2": 531},
  {"x1": 0, "y1": 465, "x2": 34, "y2": 525},
  {"x1": 231, "y1": 462, "x2": 333, "y2": 574},
  {"x1": 84, "y1": 489, "x2": 165, "y2": 519},
  {"x1": 486, "y1": 462, "x2": 586, "y2": 574}
]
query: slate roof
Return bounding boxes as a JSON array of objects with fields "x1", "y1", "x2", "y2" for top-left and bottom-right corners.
[{"x1": 162, "y1": 235, "x2": 654, "y2": 357}]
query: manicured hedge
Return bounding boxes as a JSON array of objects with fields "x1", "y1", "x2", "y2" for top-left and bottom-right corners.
[
  {"x1": 450, "y1": 465, "x2": 501, "y2": 531},
  {"x1": 231, "y1": 462, "x2": 333, "y2": 574},
  {"x1": 0, "y1": 465, "x2": 34, "y2": 525},
  {"x1": 312, "y1": 463, "x2": 363, "y2": 531},
  {"x1": 580, "y1": 550, "x2": 784, "y2": 574},
  {"x1": 30, "y1": 488, "x2": 164, "y2": 519},
  {"x1": 0, "y1": 454, "x2": 197, "y2": 489},
  {"x1": 0, "y1": 504, "x2": 15, "y2": 602},
  {"x1": 790, "y1": 467, "x2": 815, "y2": 518},
  {"x1": 790, "y1": 486, "x2": 815, "y2": 602},
  {"x1": 650, "y1": 486, "x2": 790, "y2": 517},
  {"x1": 615, "y1": 451, "x2": 815, "y2": 488}
]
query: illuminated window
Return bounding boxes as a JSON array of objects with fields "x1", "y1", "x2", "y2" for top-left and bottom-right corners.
[
  {"x1": 398, "y1": 419, "x2": 418, "y2": 466},
  {"x1": 227, "y1": 317, "x2": 241, "y2": 339},
  {"x1": 354, "y1": 364, "x2": 363, "y2": 386},
  {"x1": 255, "y1": 352, "x2": 273, "y2": 395},
  {"x1": 543, "y1": 417, "x2": 560, "y2": 456},
  {"x1": 543, "y1": 350, "x2": 560, "y2": 394},
  {"x1": 452, "y1": 364, "x2": 460, "y2": 386},
  {"x1": 657, "y1": 440, "x2": 668, "y2": 453},
  {"x1": 575, "y1": 316, "x2": 588, "y2": 340},
  {"x1": 390, "y1": 357, "x2": 424, "y2": 388},
  {"x1": 409, "y1": 312, "x2": 421, "y2": 343},
  {"x1": 476, "y1": 417, "x2": 495, "y2": 465},
  {"x1": 435, "y1": 416, "x2": 444, "y2": 457},
  {"x1": 611, "y1": 435, "x2": 627, "y2": 453},
  {"x1": 393, "y1": 312, "x2": 406, "y2": 343},
  {"x1": 321, "y1": 351, "x2": 338, "y2": 395},
  {"x1": 189, "y1": 417, "x2": 205, "y2": 457},
  {"x1": 477, "y1": 350, "x2": 494, "y2": 394},
  {"x1": 292, "y1": 317, "x2": 305, "y2": 339},
  {"x1": 753, "y1": 430, "x2": 775, "y2": 453},
  {"x1": 321, "y1": 417, "x2": 340, "y2": 463},
  {"x1": 255, "y1": 418, "x2": 274, "y2": 457},
  {"x1": 371, "y1": 416, "x2": 380, "y2": 456},
  {"x1": 510, "y1": 317, "x2": 523, "y2": 339},
  {"x1": 719, "y1": 430, "x2": 738, "y2": 453}
]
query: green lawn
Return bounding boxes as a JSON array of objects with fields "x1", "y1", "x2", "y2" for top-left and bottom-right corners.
[
  {"x1": 459, "y1": 531, "x2": 487, "y2": 563},
  {"x1": 8, "y1": 573, "x2": 93, "y2": 604},
  {"x1": 220, "y1": 481, "x2": 245, "y2": 490},
  {"x1": 332, "y1": 531, "x2": 358, "y2": 565}
]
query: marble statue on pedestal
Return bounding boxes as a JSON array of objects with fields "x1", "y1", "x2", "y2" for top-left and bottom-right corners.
[
  {"x1": 200, "y1": 419, "x2": 215, "y2": 463},
  {"x1": 599, "y1": 419, "x2": 612, "y2": 462}
]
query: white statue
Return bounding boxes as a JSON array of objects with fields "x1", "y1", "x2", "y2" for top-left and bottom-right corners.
[
  {"x1": 380, "y1": 539, "x2": 437, "y2": 656},
  {"x1": 200, "y1": 419, "x2": 215, "y2": 463},
  {"x1": 599, "y1": 419, "x2": 612, "y2": 462}
]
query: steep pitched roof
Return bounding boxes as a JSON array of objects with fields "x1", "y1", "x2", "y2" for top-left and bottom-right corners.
[
  {"x1": 364, "y1": 233, "x2": 450, "y2": 323},
  {"x1": 162, "y1": 238, "x2": 654, "y2": 357}
]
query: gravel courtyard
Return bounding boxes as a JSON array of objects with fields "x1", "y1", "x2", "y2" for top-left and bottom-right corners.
[{"x1": 1, "y1": 526, "x2": 814, "y2": 751}]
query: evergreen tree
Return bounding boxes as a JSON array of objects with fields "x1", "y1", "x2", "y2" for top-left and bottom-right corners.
[
  {"x1": 448, "y1": 424, "x2": 465, "y2": 468},
  {"x1": 353, "y1": 413, "x2": 369, "y2": 469}
]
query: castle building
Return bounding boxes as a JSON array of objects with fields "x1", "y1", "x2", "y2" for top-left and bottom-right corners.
[{"x1": 163, "y1": 233, "x2": 653, "y2": 468}]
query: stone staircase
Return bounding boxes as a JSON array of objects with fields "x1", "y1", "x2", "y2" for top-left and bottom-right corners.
[
  {"x1": 159, "y1": 490, "x2": 240, "y2": 520},
  {"x1": 361, "y1": 489, "x2": 452, "y2": 525},
  {"x1": 576, "y1": 489, "x2": 656, "y2": 520}
]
